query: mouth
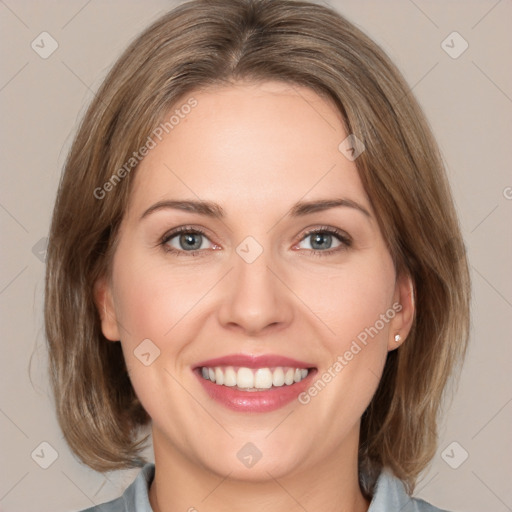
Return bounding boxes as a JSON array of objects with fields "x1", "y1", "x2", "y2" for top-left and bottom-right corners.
[
  {"x1": 193, "y1": 354, "x2": 317, "y2": 412},
  {"x1": 199, "y1": 365, "x2": 310, "y2": 391}
]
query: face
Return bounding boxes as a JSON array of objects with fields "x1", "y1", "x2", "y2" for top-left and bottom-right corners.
[{"x1": 96, "y1": 81, "x2": 414, "y2": 482}]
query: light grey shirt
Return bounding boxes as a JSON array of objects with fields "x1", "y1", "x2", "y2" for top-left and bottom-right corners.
[{"x1": 78, "y1": 463, "x2": 450, "y2": 512}]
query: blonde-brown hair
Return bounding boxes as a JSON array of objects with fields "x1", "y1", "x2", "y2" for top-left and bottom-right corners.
[{"x1": 45, "y1": 0, "x2": 470, "y2": 498}]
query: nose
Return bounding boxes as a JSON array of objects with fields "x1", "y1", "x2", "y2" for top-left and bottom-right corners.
[{"x1": 216, "y1": 246, "x2": 294, "y2": 336}]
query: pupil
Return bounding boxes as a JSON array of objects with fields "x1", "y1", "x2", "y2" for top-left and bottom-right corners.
[
  {"x1": 312, "y1": 233, "x2": 331, "y2": 250},
  {"x1": 180, "y1": 233, "x2": 201, "y2": 250}
]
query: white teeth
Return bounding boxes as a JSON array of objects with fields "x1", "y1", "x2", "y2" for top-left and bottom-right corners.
[
  {"x1": 223, "y1": 367, "x2": 237, "y2": 387},
  {"x1": 200, "y1": 365, "x2": 310, "y2": 390},
  {"x1": 254, "y1": 368, "x2": 273, "y2": 389},
  {"x1": 272, "y1": 367, "x2": 285, "y2": 387},
  {"x1": 237, "y1": 367, "x2": 254, "y2": 389}
]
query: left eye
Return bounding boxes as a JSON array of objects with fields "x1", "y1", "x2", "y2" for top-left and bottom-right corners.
[{"x1": 297, "y1": 230, "x2": 344, "y2": 251}]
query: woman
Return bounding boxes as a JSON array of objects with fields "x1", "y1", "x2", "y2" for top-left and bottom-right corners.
[{"x1": 44, "y1": 0, "x2": 470, "y2": 510}]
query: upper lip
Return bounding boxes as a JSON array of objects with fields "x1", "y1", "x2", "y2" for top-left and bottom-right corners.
[{"x1": 194, "y1": 354, "x2": 315, "y2": 369}]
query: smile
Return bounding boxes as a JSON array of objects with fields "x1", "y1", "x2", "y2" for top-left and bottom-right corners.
[
  {"x1": 194, "y1": 354, "x2": 316, "y2": 412},
  {"x1": 200, "y1": 366, "x2": 310, "y2": 391}
]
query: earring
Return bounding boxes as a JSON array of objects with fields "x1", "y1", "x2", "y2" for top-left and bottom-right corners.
[{"x1": 394, "y1": 334, "x2": 401, "y2": 343}]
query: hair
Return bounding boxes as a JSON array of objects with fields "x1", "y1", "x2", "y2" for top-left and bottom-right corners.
[{"x1": 45, "y1": 0, "x2": 470, "y2": 498}]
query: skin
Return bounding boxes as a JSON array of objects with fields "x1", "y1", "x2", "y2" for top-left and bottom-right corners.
[{"x1": 95, "y1": 81, "x2": 414, "y2": 512}]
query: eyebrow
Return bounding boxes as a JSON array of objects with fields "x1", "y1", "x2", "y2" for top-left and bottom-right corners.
[{"x1": 139, "y1": 197, "x2": 371, "y2": 221}]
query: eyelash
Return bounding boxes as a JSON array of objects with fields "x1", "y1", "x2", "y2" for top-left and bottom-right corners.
[
  {"x1": 160, "y1": 226, "x2": 211, "y2": 258},
  {"x1": 159, "y1": 225, "x2": 352, "y2": 258},
  {"x1": 301, "y1": 226, "x2": 352, "y2": 257}
]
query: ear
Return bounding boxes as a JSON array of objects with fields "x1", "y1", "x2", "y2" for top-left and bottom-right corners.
[
  {"x1": 93, "y1": 275, "x2": 121, "y2": 341},
  {"x1": 387, "y1": 271, "x2": 415, "y2": 352}
]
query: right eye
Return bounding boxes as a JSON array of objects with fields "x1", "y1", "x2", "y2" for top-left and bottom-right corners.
[{"x1": 160, "y1": 226, "x2": 217, "y2": 256}]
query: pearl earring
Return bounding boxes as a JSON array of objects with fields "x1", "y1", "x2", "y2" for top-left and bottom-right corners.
[{"x1": 394, "y1": 334, "x2": 401, "y2": 342}]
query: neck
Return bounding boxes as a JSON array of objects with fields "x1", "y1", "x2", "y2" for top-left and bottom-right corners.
[{"x1": 148, "y1": 425, "x2": 371, "y2": 512}]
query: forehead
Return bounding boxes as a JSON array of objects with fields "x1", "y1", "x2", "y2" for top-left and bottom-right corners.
[{"x1": 127, "y1": 81, "x2": 371, "y2": 219}]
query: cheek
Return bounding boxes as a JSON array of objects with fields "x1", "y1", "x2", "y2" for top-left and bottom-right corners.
[
  {"x1": 295, "y1": 252, "x2": 396, "y2": 348},
  {"x1": 110, "y1": 255, "x2": 201, "y2": 422},
  {"x1": 294, "y1": 253, "x2": 396, "y2": 426},
  {"x1": 110, "y1": 250, "x2": 218, "y2": 407},
  {"x1": 112, "y1": 254, "x2": 205, "y2": 345}
]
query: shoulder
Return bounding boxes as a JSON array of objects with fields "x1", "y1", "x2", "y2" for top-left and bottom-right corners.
[
  {"x1": 75, "y1": 463, "x2": 155, "y2": 512},
  {"x1": 368, "y1": 467, "x2": 451, "y2": 512}
]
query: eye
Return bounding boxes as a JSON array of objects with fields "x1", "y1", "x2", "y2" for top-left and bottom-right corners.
[
  {"x1": 161, "y1": 226, "x2": 216, "y2": 256},
  {"x1": 160, "y1": 225, "x2": 352, "y2": 257},
  {"x1": 296, "y1": 227, "x2": 352, "y2": 256}
]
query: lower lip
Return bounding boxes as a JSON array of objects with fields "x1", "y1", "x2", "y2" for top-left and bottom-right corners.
[{"x1": 195, "y1": 369, "x2": 316, "y2": 413}]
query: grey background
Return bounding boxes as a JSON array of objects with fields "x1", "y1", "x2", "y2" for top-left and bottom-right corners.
[{"x1": 1, "y1": 1, "x2": 511, "y2": 511}]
